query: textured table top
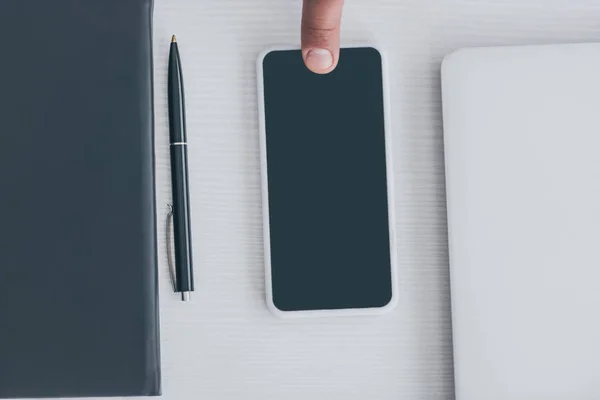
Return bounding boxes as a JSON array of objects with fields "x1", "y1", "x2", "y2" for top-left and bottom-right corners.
[{"x1": 141, "y1": 1, "x2": 600, "y2": 399}]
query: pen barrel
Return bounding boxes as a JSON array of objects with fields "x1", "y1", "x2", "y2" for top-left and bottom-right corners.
[
  {"x1": 170, "y1": 144, "x2": 194, "y2": 293},
  {"x1": 168, "y1": 42, "x2": 186, "y2": 143}
]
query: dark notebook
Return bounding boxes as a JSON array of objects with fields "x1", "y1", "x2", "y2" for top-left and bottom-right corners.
[{"x1": 0, "y1": 0, "x2": 160, "y2": 398}]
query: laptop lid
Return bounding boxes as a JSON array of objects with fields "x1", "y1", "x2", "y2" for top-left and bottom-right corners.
[{"x1": 442, "y1": 43, "x2": 600, "y2": 400}]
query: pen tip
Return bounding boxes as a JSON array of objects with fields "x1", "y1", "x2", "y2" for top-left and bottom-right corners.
[{"x1": 171, "y1": 34, "x2": 177, "y2": 43}]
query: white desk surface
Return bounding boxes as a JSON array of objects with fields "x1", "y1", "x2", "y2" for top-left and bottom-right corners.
[{"x1": 131, "y1": 1, "x2": 600, "y2": 399}]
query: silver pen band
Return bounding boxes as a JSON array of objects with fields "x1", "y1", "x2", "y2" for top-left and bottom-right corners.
[{"x1": 170, "y1": 142, "x2": 187, "y2": 146}]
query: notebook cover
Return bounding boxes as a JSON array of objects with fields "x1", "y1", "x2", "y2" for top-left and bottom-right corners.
[{"x1": 0, "y1": 0, "x2": 160, "y2": 397}]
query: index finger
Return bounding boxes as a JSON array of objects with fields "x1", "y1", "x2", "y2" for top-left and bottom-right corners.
[{"x1": 301, "y1": 0, "x2": 345, "y2": 74}]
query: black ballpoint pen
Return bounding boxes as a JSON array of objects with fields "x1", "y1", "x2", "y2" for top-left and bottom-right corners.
[{"x1": 168, "y1": 35, "x2": 194, "y2": 301}]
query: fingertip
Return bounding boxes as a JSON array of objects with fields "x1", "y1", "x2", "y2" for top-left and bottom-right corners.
[{"x1": 303, "y1": 48, "x2": 337, "y2": 74}]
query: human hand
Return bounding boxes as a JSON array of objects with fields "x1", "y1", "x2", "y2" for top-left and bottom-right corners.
[{"x1": 302, "y1": 0, "x2": 344, "y2": 74}]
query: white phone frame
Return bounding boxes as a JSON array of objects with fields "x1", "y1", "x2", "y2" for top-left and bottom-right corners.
[{"x1": 256, "y1": 45, "x2": 398, "y2": 318}]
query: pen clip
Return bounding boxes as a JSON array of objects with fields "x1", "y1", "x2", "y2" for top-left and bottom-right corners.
[{"x1": 166, "y1": 204, "x2": 177, "y2": 292}]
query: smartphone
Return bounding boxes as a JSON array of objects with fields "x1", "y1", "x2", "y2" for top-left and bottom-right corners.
[{"x1": 257, "y1": 46, "x2": 397, "y2": 318}]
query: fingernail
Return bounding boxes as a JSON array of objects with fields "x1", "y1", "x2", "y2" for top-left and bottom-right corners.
[{"x1": 305, "y1": 49, "x2": 333, "y2": 72}]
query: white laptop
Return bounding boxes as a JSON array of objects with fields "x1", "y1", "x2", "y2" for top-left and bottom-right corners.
[{"x1": 442, "y1": 43, "x2": 600, "y2": 400}]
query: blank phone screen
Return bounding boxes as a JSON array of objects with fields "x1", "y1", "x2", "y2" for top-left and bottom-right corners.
[{"x1": 262, "y1": 47, "x2": 393, "y2": 312}]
